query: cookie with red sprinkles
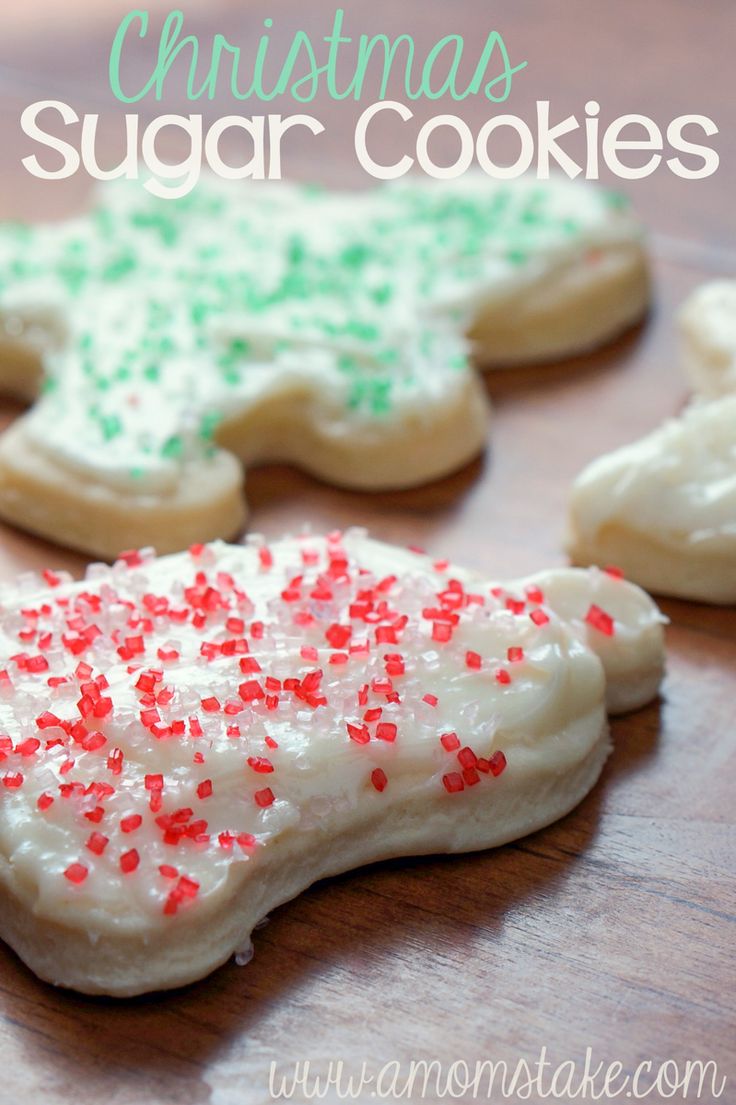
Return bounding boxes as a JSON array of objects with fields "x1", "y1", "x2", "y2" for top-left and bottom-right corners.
[{"x1": 0, "y1": 531, "x2": 664, "y2": 995}]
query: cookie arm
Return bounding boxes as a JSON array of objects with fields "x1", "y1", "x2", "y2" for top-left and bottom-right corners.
[{"x1": 513, "y1": 567, "x2": 666, "y2": 715}]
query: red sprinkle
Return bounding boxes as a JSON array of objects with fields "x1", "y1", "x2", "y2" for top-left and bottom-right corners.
[
  {"x1": 442, "y1": 772, "x2": 464, "y2": 794},
  {"x1": 118, "y1": 549, "x2": 143, "y2": 568},
  {"x1": 81, "y1": 730, "x2": 106, "y2": 752},
  {"x1": 347, "y1": 722, "x2": 370, "y2": 745},
  {"x1": 107, "y1": 748, "x2": 124, "y2": 775},
  {"x1": 247, "y1": 756, "x2": 273, "y2": 774},
  {"x1": 36, "y1": 711, "x2": 61, "y2": 730},
  {"x1": 457, "y1": 746, "x2": 477, "y2": 769},
  {"x1": 440, "y1": 731, "x2": 461, "y2": 752},
  {"x1": 86, "y1": 832, "x2": 109, "y2": 856},
  {"x1": 489, "y1": 750, "x2": 507, "y2": 777},
  {"x1": 120, "y1": 849, "x2": 140, "y2": 874},
  {"x1": 585, "y1": 604, "x2": 615, "y2": 636},
  {"x1": 16, "y1": 738, "x2": 40, "y2": 757},
  {"x1": 64, "y1": 862, "x2": 88, "y2": 884},
  {"x1": 254, "y1": 787, "x2": 275, "y2": 808},
  {"x1": 371, "y1": 768, "x2": 388, "y2": 792}
]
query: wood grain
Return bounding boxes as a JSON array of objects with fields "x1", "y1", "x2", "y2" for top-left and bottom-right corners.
[{"x1": 0, "y1": 2, "x2": 733, "y2": 1103}]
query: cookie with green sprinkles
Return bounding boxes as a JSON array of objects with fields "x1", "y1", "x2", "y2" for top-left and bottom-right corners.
[{"x1": 0, "y1": 173, "x2": 648, "y2": 558}]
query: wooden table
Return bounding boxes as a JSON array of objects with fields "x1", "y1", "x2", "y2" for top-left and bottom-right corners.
[{"x1": 0, "y1": 2, "x2": 733, "y2": 1103}]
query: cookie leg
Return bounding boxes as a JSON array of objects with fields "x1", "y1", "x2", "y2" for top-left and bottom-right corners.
[
  {"x1": 471, "y1": 245, "x2": 649, "y2": 366},
  {"x1": 0, "y1": 419, "x2": 246, "y2": 558}
]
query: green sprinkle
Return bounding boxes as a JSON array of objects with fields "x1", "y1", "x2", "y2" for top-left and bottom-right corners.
[
  {"x1": 100, "y1": 413, "x2": 122, "y2": 441},
  {"x1": 229, "y1": 333, "x2": 249, "y2": 355},
  {"x1": 371, "y1": 284, "x2": 393, "y2": 305},
  {"x1": 605, "y1": 190, "x2": 629, "y2": 211},
  {"x1": 288, "y1": 237, "x2": 306, "y2": 265},
  {"x1": 340, "y1": 243, "x2": 371, "y2": 269},
  {"x1": 161, "y1": 435, "x2": 184, "y2": 459},
  {"x1": 102, "y1": 255, "x2": 136, "y2": 282},
  {"x1": 199, "y1": 411, "x2": 221, "y2": 441},
  {"x1": 191, "y1": 301, "x2": 209, "y2": 326}
]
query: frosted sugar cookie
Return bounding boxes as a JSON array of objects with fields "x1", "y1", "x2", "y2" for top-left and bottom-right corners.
[
  {"x1": 679, "y1": 280, "x2": 736, "y2": 399},
  {"x1": 567, "y1": 397, "x2": 736, "y2": 604},
  {"x1": 0, "y1": 174, "x2": 648, "y2": 558},
  {"x1": 0, "y1": 531, "x2": 664, "y2": 995},
  {"x1": 568, "y1": 280, "x2": 736, "y2": 604}
]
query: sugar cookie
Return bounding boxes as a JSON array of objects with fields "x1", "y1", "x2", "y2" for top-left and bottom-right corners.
[
  {"x1": 567, "y1": 397, "x2": 736, "y2": 604},
  {"x1": 0, "y1": 531, "x2": 664, "y2": 995},
  {"x1": 679, "y1": 280, "x2": 736, "y2": 399},
  {"x1": 0, "y1": 175, "x2": 648, "y2": 558},
  {"x1": 568, "y1": 280, "x2": 736, "y2": 604}
]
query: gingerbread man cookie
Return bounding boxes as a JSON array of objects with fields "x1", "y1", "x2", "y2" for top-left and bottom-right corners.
[
  {"x1": 0, "y1": 174, "x2": 648, "y2": 559},
  {"x1": 0, "y1": 531, "x2": 665, "y2": 995}
]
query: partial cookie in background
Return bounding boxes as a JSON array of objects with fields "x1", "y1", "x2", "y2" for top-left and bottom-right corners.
[
  {"x1": 679, "y1": 280, "x2": 736, "y2": 399},
  {"x1": 567, "y1": 397, "x2": 736, "y2": 604},
  {"x1": 568, "y1": 281, "x2": 736, "y2": 605},
  {"x1": 0, "y1": 531, "x2": 665, "y2": 996},
  {"x1": 0, "y1": 174, "x2": 649, "y2": 559}
]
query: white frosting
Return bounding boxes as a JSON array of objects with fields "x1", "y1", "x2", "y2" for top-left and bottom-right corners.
[
  {"x1": 570, "y1": 397, "x2": 736, "y2": 556},
  {"x1": 0, "y1": 532, "x2": 663, "y2": 939},
  {"x1": 679, "y1": 280, "x2": 736, "y2": 399},
  {"x1": 0, "y1": 174, "x2": 644, "y2": 493}
]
